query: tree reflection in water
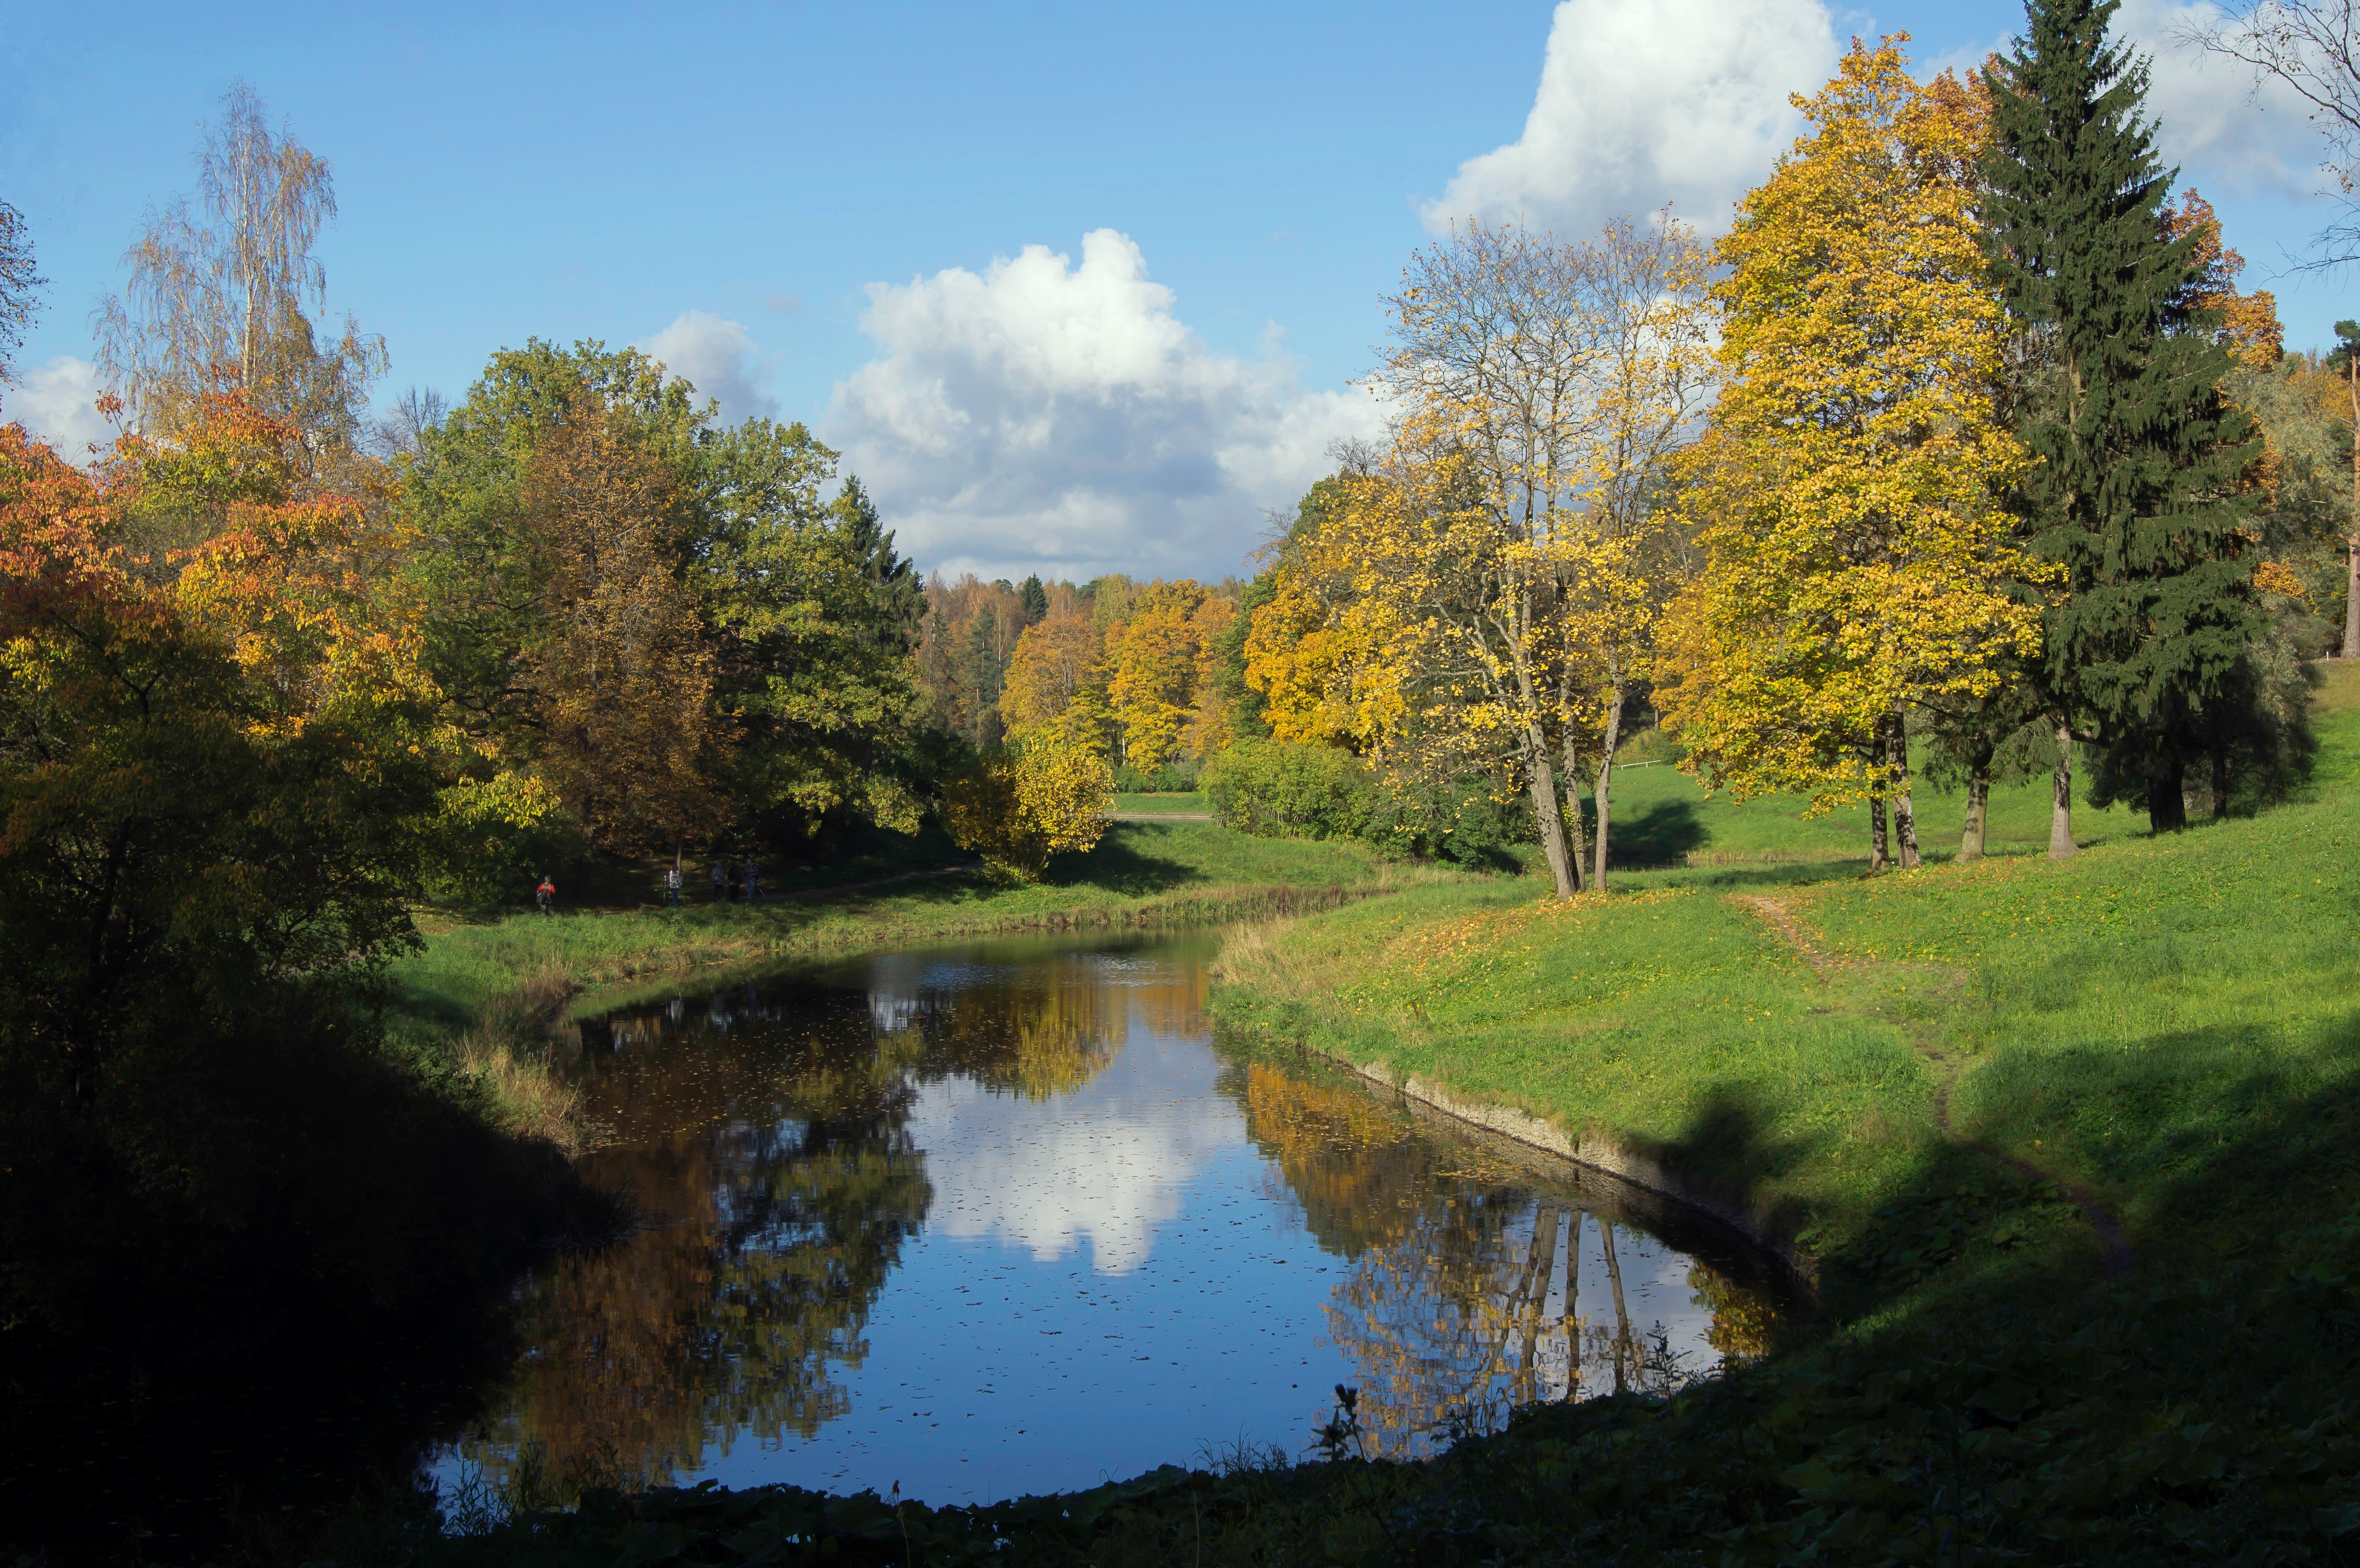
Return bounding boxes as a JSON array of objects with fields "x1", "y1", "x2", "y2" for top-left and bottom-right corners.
[
  {"x1": 456, "y1": 959, "x2": 1134, "y2": 1492},
  {"x1": 1231, "y1": 1061, "x2": 1785, "y2": 1456},
  {"x1": 447, "y1": 944, "x2": 1784, "y2": 1496}
]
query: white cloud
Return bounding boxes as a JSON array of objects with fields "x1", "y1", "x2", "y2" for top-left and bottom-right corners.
[
  {"x1": 2118, "y1": 0, "x2": 2325, "y2": 197},
  {"x1": 824, "y1": 229, "x2": 1383, "y2": 582},
  {"x1": 636, "y1": 310, "x2": 780, "y2": 426},
  {"x1": 6, "y1": 356, "x2": 110, "y2": 459},
  {"x1": 1422, "y1": 0, "x2": 1839, "y2": 238}
]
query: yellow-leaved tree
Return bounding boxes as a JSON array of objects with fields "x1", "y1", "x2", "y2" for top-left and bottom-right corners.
[
  {"x1": 1656, "y1": 38, "x2": 2043, "y2": 869},
  {"x1": 1242, "y1": 218, "x2": 1714, "y2": 896},
  {"x1": 1104, "y1": 581, "x2": 1234, "y2": 770},
  {"x1": 940, "y1": 728, "x2": 1112, "y2": 881}
]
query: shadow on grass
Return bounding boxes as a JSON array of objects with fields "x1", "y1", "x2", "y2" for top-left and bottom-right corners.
[
  {"x1": 1607, "y1": 796, "x2": 1710, "y2": 869},
  {"x1": 1039, "y1": 826, "x2": 1205, "y2": 895}
]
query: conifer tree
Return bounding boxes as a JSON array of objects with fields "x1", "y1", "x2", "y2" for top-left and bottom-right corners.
[{"x1": 1981, "y1": 0, "x2": 2264, "y2": 844}]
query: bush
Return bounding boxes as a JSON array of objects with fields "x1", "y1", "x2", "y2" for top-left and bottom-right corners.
[
  {"x1": 1202, "y1": 739, "x2": 1374, "y2": 840},
  {"x1": 1113, "y1": 758, "x2": 1201, "y2": 793},
  {"x1": 1204, "y1": 740, "x2": 1535, "y2": 867},
  {"x1": 941, "y1": 730, "x2": 1114, "y2": 879}
]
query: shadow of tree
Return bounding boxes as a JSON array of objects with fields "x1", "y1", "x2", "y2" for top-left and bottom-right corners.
[
  {"x1": 1038, "y1": 826, "x2": 1205, "y2": 895},
  {"x1": 1605, "y1": 797, "x2": 1710, "y2": 869}
]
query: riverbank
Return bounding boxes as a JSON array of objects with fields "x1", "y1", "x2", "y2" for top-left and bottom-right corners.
[{"x1": 392, "y1": 822, "x2": 1432, "y2": 1143}]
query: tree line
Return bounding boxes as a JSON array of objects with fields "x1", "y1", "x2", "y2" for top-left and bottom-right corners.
[{"x1": 1231, "y1": 0, "x2": 2352, "y2": 896}]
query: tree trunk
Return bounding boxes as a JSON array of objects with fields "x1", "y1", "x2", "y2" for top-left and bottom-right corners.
[
  {"x1": 1959, "y1": 765, "x2": 1989, "y2": 862},
  {"x1": 1526, "y1": 727, "x2": 1581, "y2": 898},
  {"x1": 1593, "y1": 685, "x2": 1625, "y2": 892},
  {"x1": 2346, "y1": 356, "x2": 2358, "y2": 658},
  {"x1": 1886, "y1": 710, "x2": 1920, "y2": 869},
  {"x1": 2210, "y1": 747, "x2": 2231, "y2": 818},
  {"x1": 1599, "y1": 1217, "x2": 1633, "y2": 1396},
  {"x1": 1868, "y1": 790, "x2": 1889, "y2": 871},
  {"x1": 2049, "y1": 719, "x2": 2077, "y2": 861},
  {"x1": 1561, "y1": 1209, "x2": 1582, "y2": 1403},
  {"x1": 2149, "y1": 752, "x2": 2188, "y2": 833}
]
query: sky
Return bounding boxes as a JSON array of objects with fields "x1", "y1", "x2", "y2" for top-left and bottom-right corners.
[{"x1": 1, "y1": 0, "x2": 2345, "y2": 583}]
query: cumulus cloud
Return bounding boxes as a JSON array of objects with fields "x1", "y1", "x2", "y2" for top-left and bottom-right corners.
[
  {"x1": 824, "y1": 229, "x2": 1383, "y2": 582},
  {"x1": 2117, "y1": 0, "x2": 2326, "y2": 197},
  {"x1": 636, "y1": 310, "x2": 780, "y2": 426},
  {"x1": 5, "y1": 356, "x2": 111, "y2": 459},
  {"x1": 1423, "y1": 0, "x2": 1839, "y2": 238}
]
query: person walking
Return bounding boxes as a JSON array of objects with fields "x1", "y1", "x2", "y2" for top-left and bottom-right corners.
[
  {"x1": 711, "y1": 859, "x2": 729, "y2": 903},
  {"x1": 664, "y1": 863, "x2": 682, "y2": 907},
  {"x1": 742, "y1": 857, "x2": 761, "y2": 905},
  {"x1": 535, "y1": 874, "x2": 556, "y2": 917}
]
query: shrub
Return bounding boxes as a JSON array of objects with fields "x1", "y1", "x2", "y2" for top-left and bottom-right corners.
[
  {"x1": 941, "y1": 730, "x2": 1114, "y2": 879},
  {"x1": 1113, "y1": 758, "x2": 1201, "y2": 792},
  {"x1": 1202, "y1": 739, "x2": 1374, "y2": 840}
]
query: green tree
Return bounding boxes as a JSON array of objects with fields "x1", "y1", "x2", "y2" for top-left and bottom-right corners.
[
  {"x1": 1017, "y1": 573, "x2": 1048, "y2": 625},
  {"x1": 1982, "y1": 0, "x2": 2267, "y2": 842},
  {"x1": 699, "y1": 420, "x2": 923, "y2": 838}
]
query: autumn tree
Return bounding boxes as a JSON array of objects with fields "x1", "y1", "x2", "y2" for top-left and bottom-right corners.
[
  {"x1": 521, "y1": 408, "x2": 717, "y2": 857},
  {"x1": 1985, "y1": 0, "x2": 2268, "y2": 841},
  {"x1": 0, "y1": 197, "x2": 40, "y2": 388},
  {"x1": 95, "y1": 82, "x2": 386, "y2": 456},
  {"x1": 999, "y1": 606, "x2": 1108, "y2": 740},
  {"x1": 1104, "y1": 580, "x2": 1235, "y2": 770},
  {"x1": 1369, "y1": 224, "x2": 1608, "y2": 896},
  {"x1": 1658, "y1": 41, "x2": 2041, "y2": 870},
  {"x1": 940, "y1": 728, "x2": 1112, "y2": 880},
  {"x1": 914, "y1": 574, "x2": 1023, "y2": 751}
]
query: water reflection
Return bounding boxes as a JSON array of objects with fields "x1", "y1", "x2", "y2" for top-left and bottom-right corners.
[
  {"x1": 439, "y1": 933, "x2": 1793, "y2": 1503},
  {"x1": 1235, "y1": 1063, "x2": 1781, "y2": 1451}
]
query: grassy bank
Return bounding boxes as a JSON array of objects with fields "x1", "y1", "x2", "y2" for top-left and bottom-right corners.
[
  {"x1": 1212, "y1": 671, "x2": 2358, "y2": 1292},
  {"x1": 392, "y1": 821, "x2": 1418, "y2": 1077}
]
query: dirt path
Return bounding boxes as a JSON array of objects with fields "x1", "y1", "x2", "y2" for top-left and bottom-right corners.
[{"x1": 1733, "y1": 894, "x2": 2134, "y2": 1278}]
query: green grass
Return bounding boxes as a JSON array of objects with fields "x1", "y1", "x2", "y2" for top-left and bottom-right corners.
[
  {"x1": 1111, "y1": 790, "x2": 1210, "y2": 813},
  {"x1": 1217, "y1": 670, "x2": 2360, "y2": 1283},
  {"x1": 1597, "y1": 750, "x2": 2147, "y2": 884}
]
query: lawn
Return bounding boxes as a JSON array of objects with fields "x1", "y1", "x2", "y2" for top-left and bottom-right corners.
[{"x1": 1111, "y1": 790, "x2": 1211, "y2": 814}]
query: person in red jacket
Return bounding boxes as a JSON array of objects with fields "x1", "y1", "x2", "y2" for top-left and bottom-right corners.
[{"x1": 535, "y1": 874, "x2": 556, "y2": 916}]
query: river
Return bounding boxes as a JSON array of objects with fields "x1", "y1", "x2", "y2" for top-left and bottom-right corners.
[
  {"x1": 1, "y1": 929, "x2": 1793, "y2": 1555},
  {"x1": 429, "y1": 930, "x2": 1791, "y2": 1504}
]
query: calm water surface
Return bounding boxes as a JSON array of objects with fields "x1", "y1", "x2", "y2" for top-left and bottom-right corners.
[{"x1": 430, "y1": 931, "x2": 1791, "y2": 1505}]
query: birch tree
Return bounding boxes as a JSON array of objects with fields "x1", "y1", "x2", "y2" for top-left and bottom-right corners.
[{"x1": 95, "y1": 82, "x2": 386, "y2": 455}]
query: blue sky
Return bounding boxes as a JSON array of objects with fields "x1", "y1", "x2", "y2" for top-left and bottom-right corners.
[{"x1": 2, "y1": 0, "x2": 2344, "y2": 580}]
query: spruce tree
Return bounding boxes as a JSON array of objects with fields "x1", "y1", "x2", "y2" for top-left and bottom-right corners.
[{"x1": 1982, "y1": 0, "x2": 2264, "y2": 838}]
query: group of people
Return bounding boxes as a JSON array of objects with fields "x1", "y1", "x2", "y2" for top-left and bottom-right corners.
[{"x1": 532, "y1": 858, "x2": 765, "y2": 916}]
